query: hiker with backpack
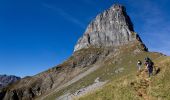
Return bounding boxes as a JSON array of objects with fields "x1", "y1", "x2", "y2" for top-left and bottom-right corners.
[
  {"x1": 144, "y1": 57, "x2": 154, "y2": 77},
  {"x1": 137, "y1": 60, "x2": 142, "y2": 71}
]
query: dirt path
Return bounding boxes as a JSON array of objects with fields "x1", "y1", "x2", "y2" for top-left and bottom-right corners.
[{"x1": 132, "y1": 68, "x2": 154, "y2": 100}]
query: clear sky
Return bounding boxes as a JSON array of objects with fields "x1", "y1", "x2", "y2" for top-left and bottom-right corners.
[{"x1": 0, "y1": 0, "x2": 170, "y2": 77}]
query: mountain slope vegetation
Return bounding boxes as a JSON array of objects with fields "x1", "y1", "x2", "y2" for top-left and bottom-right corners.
[
  {"x1": 78, "y1": 55, "x2": 170, "y2": 100},
  {"x1": 42, "y1": 41, "x2": 164, "y2": 100}
]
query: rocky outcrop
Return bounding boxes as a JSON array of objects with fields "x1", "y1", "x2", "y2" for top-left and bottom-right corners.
[
  {"x1": 0, "y1": 75, "x2": 20, "y2": 89},
  {"x1": 74, "y1": 4, "x2": 146, "y2": 52}
]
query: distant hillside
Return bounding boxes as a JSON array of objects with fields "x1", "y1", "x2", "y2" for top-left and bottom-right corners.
[{"x1": 0, "y1": 75, "x2": 20, "y2": 89}]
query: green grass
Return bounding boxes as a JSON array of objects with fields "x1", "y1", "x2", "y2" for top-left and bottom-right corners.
[
  {"x1": 149, "y1": 56, "x2": 170, "y2": 99},
  {"x1": 78, "y1": 74, "x2": 138, "y2": 100},
  {"x1": 41, "y1": 41, "x2": 162, "y2": 100},
  {"x1": 78, "y1": 56, "x2": 170, "y2": 100},
  {"x1": 43, "y1": 47, "x2": 162, "y2": 100}
]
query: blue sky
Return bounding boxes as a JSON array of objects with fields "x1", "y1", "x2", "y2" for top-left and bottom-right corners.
[{"x1": 0, "y1": 0, "x2": 170, "y2": 77}]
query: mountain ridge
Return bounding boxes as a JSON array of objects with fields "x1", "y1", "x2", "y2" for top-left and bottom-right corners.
[{"x1": 0, "y1": 75, "x2": 20, "y2": 89}]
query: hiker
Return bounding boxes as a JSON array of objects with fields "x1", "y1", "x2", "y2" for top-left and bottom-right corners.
[
  {"x1": 144, "y1": 57, "x2": 154, "y2": 77},
  {"x1": 137, "y1": 60, "x2": 142, "y2": 71}
]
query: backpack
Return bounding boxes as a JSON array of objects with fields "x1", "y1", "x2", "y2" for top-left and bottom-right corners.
[{"x1": 145, "y1": 57, "x2": 154, "y2": 66}]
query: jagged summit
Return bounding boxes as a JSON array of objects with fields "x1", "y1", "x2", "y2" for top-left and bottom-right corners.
[{"x1": 74, "y1": 4, "x2": 145, "y2": 52}]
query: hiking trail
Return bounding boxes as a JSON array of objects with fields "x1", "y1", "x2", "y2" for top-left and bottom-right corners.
[{"x1": 132, "y1": 67, "x2": 156, "y2": 100}]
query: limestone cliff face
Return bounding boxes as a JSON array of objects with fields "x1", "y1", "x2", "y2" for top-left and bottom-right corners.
[{"x1": 74, "y1": 4, "x2": 143, "y2": 52}]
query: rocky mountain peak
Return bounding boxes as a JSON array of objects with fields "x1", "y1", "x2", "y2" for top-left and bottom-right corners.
[{"x1": 74, "y1": 4, "x2": 145, "y2": 52}]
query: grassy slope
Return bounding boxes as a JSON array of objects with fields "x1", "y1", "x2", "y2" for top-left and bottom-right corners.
[
  {"x1": 149, "y1": 56, "x2": 170, "y2": 99},
  {"x1": 78, "y1": 55, "x2": 170, "y2": 100},
  {"x1": 43, "y1": 42, "x2": 162, "y2": 100}
]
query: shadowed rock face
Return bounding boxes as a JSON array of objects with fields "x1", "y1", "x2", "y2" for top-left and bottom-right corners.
[{"x1": 74, "y1": 4, "x2": 145, "y2": 52}]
